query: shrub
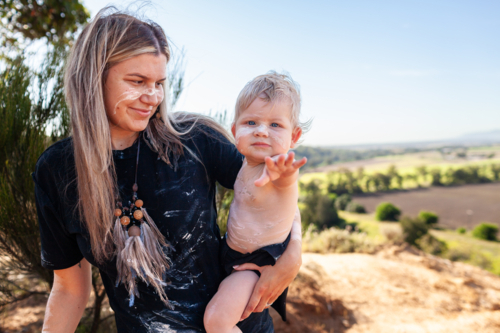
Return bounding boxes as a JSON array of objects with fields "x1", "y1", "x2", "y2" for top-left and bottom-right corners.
[
  {"x1": 375, "y1": 202, "x2": 401, "y2": 221},
  {"x1": 400, "y1": 216, "x2": 429, "y2": 246},
  {"x1": 418, "y1": 211, "x2": 439, "y2": 225},
  {"x1": 315, "y1": 195, "x2": 339, "y2": 229},
  {"x1": 334, "y1": 193, "x2": 351, "y2": 211},
  {"x1": 345, "y1": 201, "x2": 366, "y2": 214},
  {"x1": 456, "y1": 227, "x2": 466, "y2": 234},
  {"x1": 302, "y1": 226, "x2": 377, "y2": 254},
  {"x1": 416, "y1": 234, "x2": 447, "y2": 255},
  {"x1": 472, "y1": 223, "x2": 499, "y2": 241}
]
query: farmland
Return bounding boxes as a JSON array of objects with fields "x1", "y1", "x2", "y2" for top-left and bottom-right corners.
[{"x1": 351, "y1": 183, "x2": 500, "y2": 229}]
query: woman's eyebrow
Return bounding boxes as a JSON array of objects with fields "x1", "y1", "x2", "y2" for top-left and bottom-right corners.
[{"x1": 125, "y1": 73, "x2": 166, "y2": 81}]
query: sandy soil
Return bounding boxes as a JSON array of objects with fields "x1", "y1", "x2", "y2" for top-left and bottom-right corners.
[
  {"x1": 3, "y1": 245, "x2": 500, "y2": 332},
  {"x1": 271, "y1": 245, "x2": 500, "y2": 332},
  {"x1": 351, "y1": 183, "x2": 500, "y2": 229}
]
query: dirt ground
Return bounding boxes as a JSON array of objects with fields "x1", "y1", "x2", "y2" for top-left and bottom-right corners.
[
  {"x1": 3, "y1": 245, "x2": 500, "y2": 332},
  {"x1": 272, "y1": 245, "x2": 500, "y2": 333},
  {"x1": 351, "y1": 183, "x2": 500, "y2": 229}
]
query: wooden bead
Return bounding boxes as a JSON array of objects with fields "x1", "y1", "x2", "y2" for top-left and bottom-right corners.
[
  {"x1": 120, "y1": 216, "x2": 130, "y2": 226},
  {"x1": 135, "y1": 199, "x2": 143, "y2": 208},
  {"x1": 128, "y1": 225, "x2": 141, "y2": 237},
  {"x1": 114, "y1": 209, "x2": 122, "y2": 217},
  {"x1": 132, "y1": 184, "x2": 138, "y2": 192},
  {"x1": 133, "y1": 210, "x2": 143, "y2": 220}
]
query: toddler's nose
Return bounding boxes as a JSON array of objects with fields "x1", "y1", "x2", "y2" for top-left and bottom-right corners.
[{"x1": 254, "y1": 124, "x2": 269, "y2": 137}]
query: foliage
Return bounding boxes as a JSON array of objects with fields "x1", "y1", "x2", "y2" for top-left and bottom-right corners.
[
  {"x1": 0, "y1": 0, "x2": 89, "y2": 48},
  {"x1": 0, "y1": 47, "x2": 69, "y2": 306},
  {"x1": 444, "y1": 166, "x2": 491, "y2": 185},
  {"x1": 429, "y1": 168, "x2": 443, "y2": 186},
  {"x1": 326, "y1": 168, "x2": 362, "y2": 195},
  {"x1": 456, "y1": 227, "x2": 466, "y2": 234},
  {"x1": 345, "y1": 201, "x2": 366, "y2": 214},
  {"x1": 302, "y1": 226, "x2": 377, "y2": 254},
  {"x1": 375, "y1": 202, "x2": 401, "y2": 222},
  {"x1": 472, "y1": 223, "x2": 499, "y2": 241},
  {"x1": 416, "y1": 234, "x2": 447, "y2": 255},
  {"x1": 334, "y1": 193, "x2": 351, "y2": 211},
  {"x1": 400, "y1": 217, "x2": 429, "y2": 246},
  {"x1": 418, "y1": 211, "x2": 439, "y2": 225},
  {"x1": 215, "y1": 183, "x2": 233, "y2": 236},
  {"x1": 300, "y1": 180, "x2": 339, "y2": 230}
]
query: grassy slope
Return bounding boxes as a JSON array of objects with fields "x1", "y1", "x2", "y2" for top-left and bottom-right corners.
[{"x1": 338, "y1": 211, "x2": 500, "y2": 275}]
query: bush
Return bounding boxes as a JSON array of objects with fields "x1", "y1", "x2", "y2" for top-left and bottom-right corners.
[
  {"x1": 456, "y1": 227, "x2": 466, "y2": 234},
  {"x1": 472, "y1": 223, "x2": 499, "y2": 241},
  {"x1": 400, "y1": 216, "x2": 429, "y2": 246},
  {"x1": 417, "y1": 234, "x2": 447, "y2": 255},
  {"x1": 302, "y1": 226, "x2": 377, "y2": 254},
  {"x1": 418, "y1": 211, "x2": 439, "y2": 225},
  {"x1": 334, "y1": 193, "x2": 351, "y2": 211},
  {"x1": 345, "y1": 201, "x2": 366, "y2": 214},
  {"x1": 375, "y1": 202, "x2": 401, "y2": 221}
]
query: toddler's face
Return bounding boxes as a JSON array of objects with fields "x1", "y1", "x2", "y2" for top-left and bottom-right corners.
[{"x1": 232, "y1": 97, "x2": 301, "y2": 164}]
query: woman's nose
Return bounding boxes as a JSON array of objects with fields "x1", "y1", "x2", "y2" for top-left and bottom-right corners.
[
  {"x1": 139, "y1": 87, "x2": 162, "y2": 106},
  {"x1": 254, "y1": 124, "x2": 269, "y2": 137}
]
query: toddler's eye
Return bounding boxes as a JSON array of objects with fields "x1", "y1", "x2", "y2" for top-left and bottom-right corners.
[
  {"x1": 271, "y1": 123, "x2": 280, "y2": 128},
  {"x1": 248, "y1": 121, "x2": 256, "y2": 125}
]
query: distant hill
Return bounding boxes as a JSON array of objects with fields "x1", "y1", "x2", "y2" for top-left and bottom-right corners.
[{"x1": 457, "y1": 129, "x2": 500, "y2": 142}]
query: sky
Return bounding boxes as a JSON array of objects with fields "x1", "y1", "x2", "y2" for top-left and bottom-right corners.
[{"x1": 82, "y1": 0, "x2": 500, "y2": 146}]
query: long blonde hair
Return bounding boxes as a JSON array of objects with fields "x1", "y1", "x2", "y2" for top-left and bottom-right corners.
[{"x1": 64, "y1": 7, "x2": 230, "y2": 265}]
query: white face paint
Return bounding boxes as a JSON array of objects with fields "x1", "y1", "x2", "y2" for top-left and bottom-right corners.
[{"x1": 113, "y1": 87, "x2": 164, "y2": 114}]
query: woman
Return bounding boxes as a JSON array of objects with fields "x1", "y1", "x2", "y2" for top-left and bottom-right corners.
[{"x1": 33, "y1": 7, "x2": 301, "y2": 333}]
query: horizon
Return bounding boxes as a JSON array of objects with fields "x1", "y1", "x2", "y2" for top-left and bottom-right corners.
[{"x1": 83, "y1": 0, "x2": 500, "y2": 147}]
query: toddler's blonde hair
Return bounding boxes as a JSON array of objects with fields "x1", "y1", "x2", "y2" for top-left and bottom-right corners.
[{"x1": 234, "y1": 71, "x2": 309, "y2": 131}]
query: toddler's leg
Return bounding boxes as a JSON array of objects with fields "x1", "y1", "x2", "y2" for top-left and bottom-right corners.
[{"x1": 204, "y1": 270, "x2": 259, "y2": 333}]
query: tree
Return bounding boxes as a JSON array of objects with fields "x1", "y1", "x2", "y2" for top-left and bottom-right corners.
[
  {"x1": 415, "y1": 165, "x2": 428, "y2": 184},
  {"x1": 0, "y1": 0, "x2": 89, "y2": 49},
  {"x1": 0, "y1": 47, "x2": 68, "y2": 306},
  {"x1": 375, "y1": 202, "x2": 401, "y2": 222}
]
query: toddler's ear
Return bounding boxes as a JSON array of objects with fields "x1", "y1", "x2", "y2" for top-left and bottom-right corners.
[
  {"x1": 231, "y1": 123, "x2": 236, "y2": 137},
  {"x1": 290, "y1": 127, "x2": 302, "y2": 148}
]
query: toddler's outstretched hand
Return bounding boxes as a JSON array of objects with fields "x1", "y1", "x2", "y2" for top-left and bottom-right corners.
[{"x1": 254, "y1": 152, "x2": 307, "y2": 187}]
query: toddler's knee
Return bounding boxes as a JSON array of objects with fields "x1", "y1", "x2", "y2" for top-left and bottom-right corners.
[{"x1": 204, "y1": 304, "x2": 226, "y2": 333}]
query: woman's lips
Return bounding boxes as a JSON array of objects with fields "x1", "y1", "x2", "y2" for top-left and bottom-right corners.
[{"x1": 130, "y1": 107, "x2": 152, "y2": 117}]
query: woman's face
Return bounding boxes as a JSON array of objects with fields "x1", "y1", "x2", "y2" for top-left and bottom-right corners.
[{"x1": 104, "y1": 53, "x2": 167, "y2": 138}]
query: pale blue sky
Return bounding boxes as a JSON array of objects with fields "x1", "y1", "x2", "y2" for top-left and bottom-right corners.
[{"x1": 83, "y1": 0, "x2": 500, "y2": 146}]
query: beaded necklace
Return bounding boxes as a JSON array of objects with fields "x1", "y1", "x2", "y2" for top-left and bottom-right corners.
[{"x1": 112, "y1": 132, "x2": 171, "y2": 308}]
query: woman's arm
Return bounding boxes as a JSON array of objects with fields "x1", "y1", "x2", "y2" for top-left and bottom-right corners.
[
  {"x1": 234, "y1": 208, "x2": 302, "y2": 320},
  {"x1": 43, "y1": 258, "x2": 92, "y2": 332}
]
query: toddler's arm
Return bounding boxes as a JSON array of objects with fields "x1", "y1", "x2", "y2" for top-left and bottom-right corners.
[{"x1": 254, "y1": 152, "x2": 307, "y2": 188}]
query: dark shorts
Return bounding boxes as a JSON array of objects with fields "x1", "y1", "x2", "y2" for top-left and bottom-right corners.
[{"x1": 220, "y1": 233, "x2": 291, "y2": 323}]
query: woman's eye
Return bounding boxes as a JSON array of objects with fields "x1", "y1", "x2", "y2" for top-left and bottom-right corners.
[
  {"x1": 271, "y1": 123, "x2": 280, "y2": 128},
  {"x1": 248, "y1": 121, "x2": 256, "y2": 125}
]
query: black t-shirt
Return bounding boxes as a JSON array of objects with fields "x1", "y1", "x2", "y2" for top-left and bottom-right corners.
[{"x1": 32, "y1": 127, "x2": 271, "y2": 332}]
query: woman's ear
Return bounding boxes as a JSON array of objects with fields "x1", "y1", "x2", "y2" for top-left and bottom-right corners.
[{"x1": 290, "y1": 127, "x2": 302, "y2": 148}]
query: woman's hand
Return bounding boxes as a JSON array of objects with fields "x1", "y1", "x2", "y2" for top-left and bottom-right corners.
[
  {"x1": 233, "y1": 209, "x2": 303, "y2": 321},
  {"x1": 43, "y1": 259, "x2": 92, "y2": 332}
]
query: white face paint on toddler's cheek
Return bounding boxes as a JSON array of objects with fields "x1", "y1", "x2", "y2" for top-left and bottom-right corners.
[
  {"x1": 270, "y1": 132, "x2": 287, "y2": 150},
  {"x1": 235, "y1": 127, "x2": 254, "y2": 145}
]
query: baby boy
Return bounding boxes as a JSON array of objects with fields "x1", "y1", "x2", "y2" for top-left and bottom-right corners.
[{"x1": 204, "y1": 72, "x2": 307, "y2": 333}]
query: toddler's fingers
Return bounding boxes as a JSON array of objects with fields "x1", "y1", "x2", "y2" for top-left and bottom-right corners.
[
  {"x1": 276, "y1": 154, "x2": 286, "y2": 168},
  {"x1": 284, "y1": 151, "x2": 295, "y2": 167},
  {"x1": 292, "y1": 157, "x2": 307, "y2": 169},
  {"x1": 254, "y1": 172, "x2": 270, "y2": 187}
]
